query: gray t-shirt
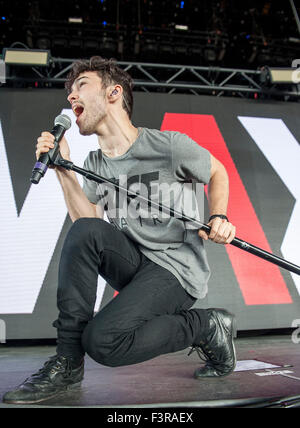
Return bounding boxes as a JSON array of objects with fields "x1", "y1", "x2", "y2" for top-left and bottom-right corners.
[{"x1": 82, "y1": 127, "x2": 211, "y2": 299}]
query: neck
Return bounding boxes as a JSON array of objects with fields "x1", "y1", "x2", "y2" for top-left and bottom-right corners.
[{"x1": 96, "y1": 110, "x2": 138, "y2": 158}]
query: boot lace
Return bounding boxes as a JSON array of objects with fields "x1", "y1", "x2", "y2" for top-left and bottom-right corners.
[
  {"x1": 25, "y1": 355, "x2": 73, "y2": 383},
  {"x1": 187, "y1": 345, "x2": 221, "y2": 369}
]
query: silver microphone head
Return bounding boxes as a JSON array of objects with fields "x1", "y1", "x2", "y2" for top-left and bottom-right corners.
[{"x1": 54, "y1": 114, "x2": 72, "y2": 130}]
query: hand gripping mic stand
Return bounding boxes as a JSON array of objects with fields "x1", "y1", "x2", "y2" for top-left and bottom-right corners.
[{"x1": 55, "y1": 156, "x2": 300, "y2": 276}]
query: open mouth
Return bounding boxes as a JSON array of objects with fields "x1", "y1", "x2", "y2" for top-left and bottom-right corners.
[{"x1": 73, "y1": 105, "x2": 84, "y2": 118}]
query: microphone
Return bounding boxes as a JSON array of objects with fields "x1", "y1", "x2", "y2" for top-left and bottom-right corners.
[{"x1": 30, "y1": 114, "x2": 72, "y2": 184}]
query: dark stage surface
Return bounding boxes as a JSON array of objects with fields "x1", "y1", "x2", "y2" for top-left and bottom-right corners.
[{"x1": 0, "y1": 334, "x2": 299, "y2": 408}]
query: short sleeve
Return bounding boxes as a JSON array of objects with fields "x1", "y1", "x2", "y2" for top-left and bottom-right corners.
[
  {"x1": 171, "y1": 132, "x2": 211, "y2": 184},
  {"x1": 82, "y1": 152, "x2": 100, "y2": 204}
]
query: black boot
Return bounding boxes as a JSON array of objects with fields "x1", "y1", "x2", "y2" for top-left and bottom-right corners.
[
  {"x1": 189, "y1": 308, "x2": 237, "y2": 378},
  {"x1": 2, "y1": 355, "x2": 84, "y2": 405}
]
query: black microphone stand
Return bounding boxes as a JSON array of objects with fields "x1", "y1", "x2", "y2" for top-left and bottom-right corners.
[{"x1": 55, "y1": 156, "x2": 300, "y2": 276}]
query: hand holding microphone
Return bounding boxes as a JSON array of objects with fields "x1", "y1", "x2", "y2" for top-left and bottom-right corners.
[{"x1": 31, "y1": 114, "x2": 72, "y2": 184}]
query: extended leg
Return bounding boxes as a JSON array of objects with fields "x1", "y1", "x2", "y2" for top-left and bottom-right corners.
[{"x1": 53, "y1": 217, "x2": 143, "y2": 360}]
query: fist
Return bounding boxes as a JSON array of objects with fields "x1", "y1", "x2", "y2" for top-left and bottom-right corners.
[
  {"x1": 198, "y1": 217, "x2": 236, "y2": 244},
  {"x1": 36, "y1": 132, "x2": 70, "y2": 163}
]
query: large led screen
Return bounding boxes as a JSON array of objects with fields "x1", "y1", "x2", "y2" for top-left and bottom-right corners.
[{"x1": 0, "y1": 88, "x2": 299, "y2": 339}]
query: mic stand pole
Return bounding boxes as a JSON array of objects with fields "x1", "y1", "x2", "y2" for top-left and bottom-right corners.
[{"x1": 56, "y1": 157, "x2": 300, "y2": 276}]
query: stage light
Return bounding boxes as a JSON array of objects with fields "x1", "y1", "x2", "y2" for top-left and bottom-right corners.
[
  {"x1": 261, "y1": 66, "x2": 300, "y2": 84},
  {"x1": 289, "y1": 37, "x2": 300, "y2": 44},
  {"x1": 175, "y1": 25, "x2": 188, "y2": 30},
  {"x1": 269, "y1": 68, "x2": 297, "y2": 83},
  {"x1": 68, "y1": 17, "x2": 83, "y2": 23},
  {"x1": 3, "y1": 48, "x2": 50, "y2": 66}
]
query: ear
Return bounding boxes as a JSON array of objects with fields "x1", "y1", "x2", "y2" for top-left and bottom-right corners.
[{"x1": 108, "y1": 84, "x2": 123, "y2": 99}]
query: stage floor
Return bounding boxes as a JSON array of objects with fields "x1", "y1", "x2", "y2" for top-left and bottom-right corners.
[{"x1": 0, "y1": 334, "x2": 299, "y2": 408}]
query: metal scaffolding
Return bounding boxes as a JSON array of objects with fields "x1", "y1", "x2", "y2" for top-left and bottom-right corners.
[{"x1": 3, "y1": 57, "x2": 300, "y2": 100}]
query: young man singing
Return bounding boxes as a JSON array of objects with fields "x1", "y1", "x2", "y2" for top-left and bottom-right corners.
[{"x1": 3, "y1": 56, "x2": 237, "y2": 405}]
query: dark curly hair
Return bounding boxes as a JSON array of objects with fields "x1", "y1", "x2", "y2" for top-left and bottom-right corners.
[{"x1": 65, "y1": 56, "x2": 134, "y2": 118}]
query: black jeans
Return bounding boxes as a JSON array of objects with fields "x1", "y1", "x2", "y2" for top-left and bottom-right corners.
[{"x1": 53, "y1": 218, "x2": 209, "y2": 367}]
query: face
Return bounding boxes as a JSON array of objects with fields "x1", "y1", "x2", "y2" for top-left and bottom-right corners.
[{"x1": 67, "y1": 71, "x2": 107, "y2": 135}]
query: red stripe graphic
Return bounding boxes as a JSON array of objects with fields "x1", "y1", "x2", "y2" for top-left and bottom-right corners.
[{"x1": 161, "y1": 113, "x2": 292, "y2": 305}]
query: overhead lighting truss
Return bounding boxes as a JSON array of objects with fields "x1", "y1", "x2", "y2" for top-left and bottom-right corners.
[{"x1": 2, "y1": 56, "x2": 300, "y2": 100}]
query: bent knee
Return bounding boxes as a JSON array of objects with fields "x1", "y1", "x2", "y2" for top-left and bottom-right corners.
[
  {"x1": 71, "y1": 217, "x2": 105, "y2": 235},
  {"x1": 66, "y1": 217, "x2": 109, "y2": 246}
]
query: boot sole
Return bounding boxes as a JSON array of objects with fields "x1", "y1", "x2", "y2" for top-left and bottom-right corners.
[{"x1": 3, "y1": 382, "x2": 82, "y2": 405}]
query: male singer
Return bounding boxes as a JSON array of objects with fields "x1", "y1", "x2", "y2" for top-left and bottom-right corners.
[{"x1": 3, "y1": 56, "x2": 236, "y2": 404}]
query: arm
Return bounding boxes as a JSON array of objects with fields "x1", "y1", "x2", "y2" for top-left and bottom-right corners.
[
  {"x1": 55, "y1": 168, "x2": 103, "y2": 222},
  {"x1": 36, "y1": 132, "x2": 103, "y2": 222},
  {"x1": 207, "y1": 154, "x2": 229, "y2": 217},
  {"x1": 198, "y1": 154, "x2": 236, "y2": 244}
]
